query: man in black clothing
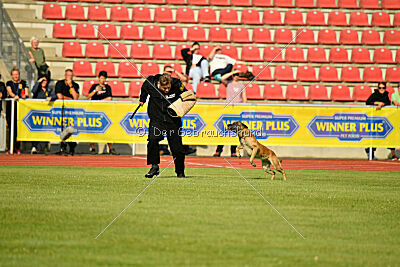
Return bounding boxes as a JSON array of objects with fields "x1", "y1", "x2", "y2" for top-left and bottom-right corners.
[
  {"x1": 139, "y1": 73, "x2": 187, "y2": 178},
  {"x1": 55, "y1": 69, "x2": 79, "y2": 155},
  {"x1": 0, "y1": 73, "x2": 6, "y2": 114}
]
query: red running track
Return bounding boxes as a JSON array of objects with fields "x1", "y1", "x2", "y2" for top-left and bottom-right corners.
[{"x1": 1, "y1": 155, "x2": 400, "y2": 172}]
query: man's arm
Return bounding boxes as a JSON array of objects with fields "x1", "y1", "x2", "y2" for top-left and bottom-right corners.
[
  {"x1": 86, "y1": 85, "x2": 100, "y2": 100},
  {"x1": 138, "y1": 80, "x2": 150, "y2": 105},
  {"x1": 242, "y1": 90, "x2": 247, "y2": 103},
  {"x1": 207, "y1": 46, "x2": 219, "y2": 61},
  {"x1": 221, "y1": 70, "x2": 240, "y2": 86},
  {"x1": 181, "y1": 48, "x2": 191, "y2": 63},
  {"x1": 6, "y1": 85, "x2": 18, "y2": 100}
]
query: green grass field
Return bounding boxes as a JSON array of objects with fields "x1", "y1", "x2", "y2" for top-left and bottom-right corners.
[{"x1": 0, "y1": 166, "x2": 399, "y2": 266}]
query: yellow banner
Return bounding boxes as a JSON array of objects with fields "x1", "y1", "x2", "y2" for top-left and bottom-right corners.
[{"x1": 17, "y1": 100, "x2": 400, "y2": 147}]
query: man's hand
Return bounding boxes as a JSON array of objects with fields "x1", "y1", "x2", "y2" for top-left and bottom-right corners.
[
  {"x1": 65, "y1": 79, "x2": 73, "y2": 88},
  {"x1": 139, "y1": 101, "x2": 144, "y2": 106},
  {"x1": 14, "y1": 95, "x2": 19, "y2": 100},
  {"x1": 376, "y1": 102, "x2": 385, "y2": 110},
  {"x1": 46, "y1": 97, "x2": 52, "y2": 101},
  {"x1": 165, "y1": 66, "x2": 175, "y2": 73},
  {"x1": 95, "y1": 85, "x2": 102, "y2": 92},
  {"x1": 29, "y1": 58, "x2": 35, "y2": 63},
  {"x1": 38, "y1": 77, "x2": 45, "y2": 83}
]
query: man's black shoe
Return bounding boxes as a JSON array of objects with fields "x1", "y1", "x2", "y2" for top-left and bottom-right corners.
[
  {"x1": 177, "y1": 173, "x2": 186, "y2": 178},
  {"x1": 145, "y1": 165, "x2": 160, "y2": 178},
  {"x1": 204, "y1": 76, "x2": 211, "y2": 83}
]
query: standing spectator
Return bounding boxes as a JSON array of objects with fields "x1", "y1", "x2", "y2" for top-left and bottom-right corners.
[
  {"x1": 213, "y1": 70, "x2": 247, "y2": 157},
  {"x1": 55, "y1": 69, "x2": 79, "y2": 155},
  {"x1": 5, "y1": 67, "x2": 29, "y2": 154},
  {"x1": 181, "y1": 42, "x2": 210, "y2": 93},
  {"x1": 0, "y1": 73, "x2": 6, "y2": 115},
  {"x1": 86, "y1": 71, "x2": 118, "y2": 155},
  {"x1": 388, "y1": 83, "x2": 400, "y2": 160},
  {"x1": 30, "y1": 76, "x2": 56, "y2": 154},
  {"x1": 365, "y1": 82, "x2": 391, "y2": 160},
  {"x1": 28, "y1": 37, "x2": 51, "y2": 80}
]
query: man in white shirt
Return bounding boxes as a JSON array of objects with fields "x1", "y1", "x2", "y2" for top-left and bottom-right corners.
[{"x1": 208, "y1": 45, "x2": 236, "y2": 82}]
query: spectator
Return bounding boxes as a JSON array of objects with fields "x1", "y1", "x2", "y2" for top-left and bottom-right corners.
[
  {"x1": 365, "y1": 82, "x2": 391, "y2": 160},
  {"x1": 30, "y1": 76, "x2": 56, "y2": 154},
  {"x1": 55, "y1": 69, "x2": 79, "y2": 155},
  {"x1": 213, "y1": 70, "x2": 247, "y2": 157},
  {"x1": 28, "y1": 36, "x2": 51, "y2": 80},
  {"x1": 0, "y1": 73, "x2": 6, "y2": 115},
  {"x1": 5, "y1": 67, "x2": 29, "y2": 154},
  {"x1": 86, "y1": 71, "x2": 118, "y2": 155},
  {"x1": 181, "y1": 42, "x2": 210, "y2": 93},
  {"x1": 389, "y1": 83, "x2": 400, "y2": 160},
  {"x1": 208, "y1": 45, "x2": 236, "y2": 82}
]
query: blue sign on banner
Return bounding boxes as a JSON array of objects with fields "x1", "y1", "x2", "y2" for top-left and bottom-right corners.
[
  {"x1": 119, "y1": 112, "x2": 207, "y2": 136},
  {"x1": 307, "y1": 113, "x2": 394, "y2": 141},
  {"x1": 22, "y1": 107, "x2": 112, "y2": 136},
  {"x1": 214, "y1": 111, "x2": 299, "y2": 139}
]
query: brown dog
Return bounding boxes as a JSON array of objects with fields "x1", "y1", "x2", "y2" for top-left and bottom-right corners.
[{"x1": 227, "y1": 121, "x2": 287, "y2": 180}]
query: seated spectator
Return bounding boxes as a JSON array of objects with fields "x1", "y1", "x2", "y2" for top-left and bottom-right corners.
[
  {"x1": 208, "y1": 45, "x2": 236, "y2": 82},
  {"x1": 181, "y1": 42, "x2": 210, "y2": 93},
  {"x1": 213, "y1": 70, "x2": 247, "y2": 157},
  {"x1": 5, "y1": 67, "x2": 29, "y2": 155},
  {"x1": 86, "y1": 71, "x2": 118, "y2": 155},
  {"x1": 28, "y1": 36, "x2": 51, "y2": 80}
]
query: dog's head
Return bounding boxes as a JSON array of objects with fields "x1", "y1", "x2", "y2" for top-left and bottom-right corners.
[{"x1": 227, "y1": 121, "x2": 248, "y2": 133}]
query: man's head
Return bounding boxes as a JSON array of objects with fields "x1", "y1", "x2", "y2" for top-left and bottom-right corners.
[
  {"x1": 98, "y1": 71, "x2": 107, "y2": 85},
  {"x1": 377, "y1": 82, "x2": 386, "y2": 94},
  {"x1": 30, "y1": 36, "x2": 39, "y2": 49},
  {"x1": 215, "y1": 45, "x2": 222, "y2": 54},
  {"x1": 11, "y1": 67, "x2": 20, "y2": 82},
  {"x1": 158, "y1": 74, "x2": 172, "y2": 93},
  {"x1": 64, "y1": 69, "x2": 74, "y2": 81},
  {"x1": 192, "y1": 42, "x2": 200, "y2": 54}
]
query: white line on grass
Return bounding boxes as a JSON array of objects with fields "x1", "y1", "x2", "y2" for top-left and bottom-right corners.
[{"x1": 224, "y1": 158, "x2": 306, "y2": 239}]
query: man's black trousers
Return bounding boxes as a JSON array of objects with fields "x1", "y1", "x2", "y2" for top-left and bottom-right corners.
[{"x1": 147, "y1": 120, "x2": 185, "y2": 174}]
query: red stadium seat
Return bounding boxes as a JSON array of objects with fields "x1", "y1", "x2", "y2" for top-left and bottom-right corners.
[
  {"x1": 82, "y1": 0, "x2": 100, "y2": 3},
  {"x1": 132, "y1": 6, "x2": 153, "y2": 22},
  {"x1": 231, "y1": 0, "x2": 251, "y2": 6},
  {"x1": 253, "y1": 64, "x2": 273, "y2": 80},
  {"x1": 264, "y1": 84, "x2": 285, "y2": 100},
  {"x1": 330, "y1": 85, "x2": 352, "y2": 101},
  {"x1": 285, "y1": 47, "x2": 306, "y2": 62},
  {"x1": 383, "y1": 30, "x2": 400, "y2": 45},
  {"x1": 165, "y1": 26, "x2": 185, "y2": 41},
  {"x1": 73, "y1": 60, "x2": 93, "y2": 77},
  {"x1": 187, "y1": 0, "x2": 208, "y2": 5},
  {"x1": 396, "y1": 49, "x2": 400, "y2": 63},
  {"x1": 53, "y1": 23, "x2": 74, "y2": 39},
  {"x1": 200, "y1": 44, "x2": 214, "y2": 58},
  {"x1": 175, "y1": 44, "x2": 191, "y2": 60},
  {"x1": 196, "y1": 82, "x2": 217, "y2": 99},
  {"x1": 154, "y1": 7, "x2": 174, "y2": 23},
  {"x1": 338, "y1": 0, "x2": 358, "y2": 8},
  {"x1": 350, "y1": 11, "x2": 369, "y2": 27},
  {"x1": 141, "y1": 62, "x2": 160, "y2": 77},
  {"x1": 274, "y1": 28, "x2": 292, "y2": 43},
  {"x1": 176, "y1": 7, "x2": 196, "y2": 23},
  {"x1": 218, "y1": 83, "x2": 226, "y2": 99},
  {"x1": 210, "y1": 0, "x2": 229, "y2": 5},
  {"x1": 166, "y1": 0, "x2": 185, "y2": 3},
  {"x1": 371, "y1": 12, "x2": 391, "y2": 27},
  {"x1": 82, "y1": 80, "x2": 97, "y2": 96},
  {"x1": 296, "y1": 28, "x2": 316, "y2": 44},
  {"x1": 286, "y1": 84, "x2": 307, "y2": 101},
  {"x1": 219, "y1": 8, "x2": 239, "y2": 24},
  {"x1": 65, "y1": 4, "x2": 86, "y2": 21},
  {"x1": 262, "y1": 9, "x2": 282, "y2": 25},
  {"x1": 231, "y1": 27, "x2": 250, "y2": 43},
  {"x1": 361, "y1": 30, "x2": 381, "y2": 45},
  {"x1": 123, "y1": 0, "x2": 143, "y2": 3},
  {"x1": 75, "y1": 23, "x2": 96, "y2": 39},
  {"x1": 339, "y1": 29, "x2": 359, "y2": 45},
  {"x1": 385, "y1": 67, "x2": 400, "y2": 82},
  {"x1": 88, "y1": 5, "x2": 108, "y2": 21},
  {"x1": 108, "y1": 42, "x2": 128, "y2": 58},
  {"x1": 143, "y1": 25, "x2": 163, "y2": 41},
  {"x1": 351, "y1": 48, "x2": 371, "y2": 63},
  {"x1": 353, "y1": 85, "x2": 372, "y2": 102},
  {"x1": 85, "y1": 42, "x2": 106, "y2": 58},
  {"x1": 297, "y1": 65, "x2": 317, "y2": 81},
  {"x1": 329, "y1": 47, "x2": 349, "y2": 63},
  {"x1": 130, "y1": 43, "x2": 151, "y2": 59},
  {"x1": 307, "y1": 47, "x2": 328, "y2": 63},
  {"x1": 128, "y1": 81, "x2": 143, "y2": 97},
  {"x1": 118, "y1": 61, "x2": 140, "y2": 78},
  {"x1": 198, "y1": 8, "x2": 217, "y2": 24},
  {"x1": 373, "y1": 48, "x2": 394, "y2": 64},
  {"x1": 98, "y1": 23, "x2": 119, "y2": 40},
  {"x1": 241, "y1": 45, "x2": 260, "y2": 61},
  {"x1": 274, "y1": 0, "x2": 294, "y2": 7},
  {"x1": 246, "y1": 84, "x2": 263, "y2": 100},
  {"x1": 382, "y1": 0, "x2": 400, "y2": 9},
  {"x1": 386, "y1": 86, "x2": 395, "y2": 100},
  {"x1": 296, "y1": 0, "x2": 315, "y2": 7},
  {"x1": 253, "y1": 28, "x2": 273, "y2": 43},
  {"x1": 209, "y1": 27, "x2": 229, "y2": 42},
  {"x1": 284, "y1": 10, "x2": 304, "y2": 25},
  {"x1": 108, "y1": 80, "x2": 126, "y2": 97},
  {"x1": 95, "y1": 61, "x2": 117, "y2": 77},
  {"x1": 222, "y1": 45, "x2": 238, "y2": 59},
  {"x1": 319, "y1": 66, "x2": 339, "y2": 82},
  {"x1": 120, "y1": 24, "x2": 141, "y2": 40},
  {"x1": 263, "y1": 46, "x2": 284, "y2": 62},
  {"x1": 394, "y1": 12, "x2": 400, "y2": 27},
  {"x1": 110, "y1": 6, "x2": 130, "y2": 21},
  {"x1": 241, "y1": 9, "x2": 261, "y2": 25},
  {"x1": 62, "y1": 41, "x2": 83, "y2": 57},
  {"x1": 274, "y1": 65, "x2": 295, "y2": 81},
  {"x1": 341, "y1": 66, "x2": 361, "y2": 82},
  {"x1": 233, "y1": 63, "x2": 248, "y2": 73},
  {"x1": 42, "y1": 3, "x2": 63, "y2": 20},
  {"x1": 328, "y1": 10, "x2": 348, "y2": 26},
  {"x1": 306, "y1": 10, "x2": 326, "y2": 26},
  {"x1": 359, "y1": 0, "x2": 379, "y2": 9},
  {"x1": 318, "y1": 29, "x2": 337, "y2": 44},
  {"x1": 153, "y1": 43, "x2": 173, "y2": 60},
  {"x1": 308, "y1": 84, "x2": 329, "y2": 101},
  {"x1": 317, "y1": 0, "x2": 337, "y2": 8},
  {"x1": 187, "y1": 26, "x2": 207, "y2": 42},
  {"x1": 363, "y1": 66, "x2": 383, "y2": 82},
  {"x1": 144, "y1": 0, "x2": 164, "y2": 3}
]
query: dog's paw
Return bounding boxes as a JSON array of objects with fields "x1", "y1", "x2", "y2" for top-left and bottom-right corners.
[{"x1": 251, "y1": 162, "x2": 256, "y2": 167}]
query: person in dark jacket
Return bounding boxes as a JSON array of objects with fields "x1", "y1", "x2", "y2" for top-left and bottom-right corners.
[
  {"x1": 181, "y1": 42, "x2": 211, "y2": 93},
  {"x1": 139, "y1": 73, "x2": 187, "y2": 178},
  {"x1": 0, "y1": 73, "x2": 6, "y2": 114},
  {"x1": 364, "y1": 82, "x2": 391, "y2": 160}
]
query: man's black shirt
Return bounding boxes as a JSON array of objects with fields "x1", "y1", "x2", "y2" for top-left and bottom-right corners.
[
  {"x1": 6, "y1": 80, "x2": 28, "y2": 97},
  {"x1": 55, "y1": 79, "x2": 79, "y2": 98},
  {"x1": 88, "y1": 83, "x2": 112, "y2": 100}
]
